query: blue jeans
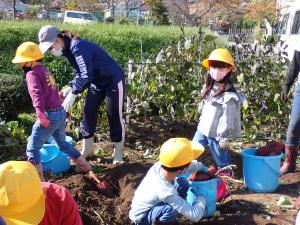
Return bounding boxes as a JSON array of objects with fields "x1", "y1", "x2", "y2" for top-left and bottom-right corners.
[
  {"x1": 192, "y1": 130, "x2": 231, "y2": 167},
  {"x1": 286, "y1": 84, "x2": 300, "y2": 146},
  {"x1": 137, "y1": 177, "x2": 189, "y2": 225},
  {"x1": 27, "y1": 109, "x2": 81, "y2": 164}
]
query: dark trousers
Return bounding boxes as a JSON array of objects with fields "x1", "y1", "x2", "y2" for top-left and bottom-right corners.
[{"x1": 82, "y1": 80, "x2": 125, "y2": 142}]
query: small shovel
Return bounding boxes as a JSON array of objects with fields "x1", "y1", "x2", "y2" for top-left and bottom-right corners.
[{"x1": 88, "y1": 171, "x2": 115, "y2": 197}]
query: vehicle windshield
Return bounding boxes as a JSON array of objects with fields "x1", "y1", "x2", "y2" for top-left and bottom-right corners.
[
  {"x1": 278, "y1": 13, "x2": 289, "y2": 34},
  {"x1": 82, "y1": 13, "x2": 93, "y2": 20},
  {"x1": 67, "y1": 12, "x2": 94, "y2": 20},
  {"x1": 291, "y1": 10, "x2": 300, "y2": 34}
]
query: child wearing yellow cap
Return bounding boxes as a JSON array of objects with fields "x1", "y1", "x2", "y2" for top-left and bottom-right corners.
[
  {"x1": 12, "y1": 42, "x2": 91, "y2": 180},
  {"x1": 193, "y1": 48, "x2": 245, "y2": 174},
  {"x1": 0, "y1": 161, "x2": 82, "y2": 225},
  {"x1": 129, "y1": 138, "x2": 207, "y2": 225}
]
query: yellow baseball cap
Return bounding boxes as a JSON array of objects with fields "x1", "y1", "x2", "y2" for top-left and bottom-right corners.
[
  {"x1": 0, "y1": 161, "x2": 45, "y2": 225},
  {"x1": 202, "y1": 48, "x2": 235, "y2": 70},
  {"x1": 159, "y1": 138, "x2": 204, "y2": 168},
  {"x1": 12, "y1": 42, "x2": 44, "y2": 64}
]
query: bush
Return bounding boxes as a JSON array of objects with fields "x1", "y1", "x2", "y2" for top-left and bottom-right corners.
[
  {"x1": 0, "y1": 21, "x2": 199, "y2": 88},
  {"x1": 24, "y1": 5, "x2": 43, "y2": 19},
  {"x1": 17, "y1": 113, "x2": 35, "y2": 135},
  {"x1": 128, "y1": 31, "x2": 220, "y2": 121},
  {"x1": 0, "y1": 74, "x2": 32, "y2": 120},
  {"x1": 127, "y1": 31, "x2": 291, "y2": 140},
  {"x1": 0, "y1": 121, "x2": 27, "y2": 163},
  {"x1": 231, "y1": 39, "x2": 290, "y2": 140}
]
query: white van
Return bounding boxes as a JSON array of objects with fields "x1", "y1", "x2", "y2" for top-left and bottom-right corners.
[
  {"x1": 277, "y1": 0, "x2": 300, "y2": 61},
  {"x1": 63, "y1": 11, "x2": 97, "y2": 24}
]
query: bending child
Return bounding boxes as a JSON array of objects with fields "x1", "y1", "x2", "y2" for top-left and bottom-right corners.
[
  {"x1": 129, "y1": 138, "x2": 207, "y2": 225},
  {"x1": 12, "y1": 42, "x2": 92, "y2": 180},
  {"x1": 193, "y1": 48, "x2": 245, "y2": 174}
]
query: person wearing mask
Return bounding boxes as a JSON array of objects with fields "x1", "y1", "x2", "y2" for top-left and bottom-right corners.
[
  {"x1": 193, "y1": 48, "x2": 245, "y2": 175},
  {"x1": 38, "y1": 25, "x2": 125, "y2": 164},
  {"x1": 12, "y1": 42, "x2": 91, "y2": 181}
]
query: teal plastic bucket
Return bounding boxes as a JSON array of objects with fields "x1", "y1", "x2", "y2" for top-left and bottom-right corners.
[
  {"x1": 186, "y1": 178, "x2": 219, "y2": 217},
  {"x1": 241, "y1": 148, "x2": 283, "y2": 192},
  {"x1": 48, "y1": 135, "x2": 73, "y2": 145},
  {"x1": 39, "y1": 144, "x2": 70, "y2": 174}
]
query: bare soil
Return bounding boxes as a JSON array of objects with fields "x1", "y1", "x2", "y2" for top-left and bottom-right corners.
[{"x1": 7, "y1": 116, "x2": 300, "y2": 225}]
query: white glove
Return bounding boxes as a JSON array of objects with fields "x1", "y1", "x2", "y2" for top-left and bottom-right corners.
[
  {"x1": 61, "y1": 86, "x2": 72, "y2": 97},
  {"x1": 62, "y1": 92, "x2": 76, "y2": 112}
]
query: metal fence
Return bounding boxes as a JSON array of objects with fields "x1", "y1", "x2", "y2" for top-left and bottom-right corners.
[{"x1": 226, "y1": 28, "x2": 255, "y2": 43}]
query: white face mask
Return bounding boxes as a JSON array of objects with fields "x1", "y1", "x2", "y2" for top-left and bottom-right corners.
[
  {"x1": 50, "y1": 43, "x2": 63, "y2": 56},
  {"x1": 209, "y1": 67, "x2": 231, "y2": 81}
]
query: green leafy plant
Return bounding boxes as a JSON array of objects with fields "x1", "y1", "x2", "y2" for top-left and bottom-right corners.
[
  {"x1": 128, "y1": 31, "x2": 219, "y2": 121},
  {"x1": 0, "y1": 74, "x2": 32, "y2": 120},
  {"x1": 0, "y1": 121, "x2": 27, "y2": 163},
  {"x1": 17, "y1": 113, "x2": 35, "y2": 135},
  {"x1": 67, "y1": 91, "x2": 109, "y2": 140},
  {"x1": 230, "y1": 37, "x2": 290, "y2": 140}
]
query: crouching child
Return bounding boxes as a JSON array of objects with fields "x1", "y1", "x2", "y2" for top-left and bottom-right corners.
[{"x1": 129, "y1": 138, "x2": 207, "y2": 225}]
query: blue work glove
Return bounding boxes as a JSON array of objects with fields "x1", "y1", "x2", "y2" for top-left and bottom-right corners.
[{"x1": 198, "y1": 163, "x2": 209, "y2": 173}]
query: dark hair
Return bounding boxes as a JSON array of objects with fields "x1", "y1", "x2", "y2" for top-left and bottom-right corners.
[
  {"x1": 161, "y1": 162, "x2": 191, "y2": 172},
  {"x1": 209, "y1": 60, "x2": 231, "y2": 68},
  {"x1": 201, "y1": 61, "x2": 232, "y2": 99},
  {"x1": 58, "y1": 30, "x2": 80, "y2": 40}
]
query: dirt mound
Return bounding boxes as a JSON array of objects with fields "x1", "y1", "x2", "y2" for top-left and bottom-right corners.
[{"x1": 55, "y1": 162, "x2": 151, "y2": 225}]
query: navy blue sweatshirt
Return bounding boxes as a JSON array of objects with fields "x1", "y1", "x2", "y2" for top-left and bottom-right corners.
[
  {"x1": 63, "y1": 38, "x2": 124, "y2": 94},
  {"x1": 284, "y1": 50, "x2": 300, "y2": 88}
]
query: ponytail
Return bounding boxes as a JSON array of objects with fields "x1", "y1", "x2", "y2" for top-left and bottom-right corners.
[{"x1": 58, "y1": 30, "x2": 80, "y2": 40}]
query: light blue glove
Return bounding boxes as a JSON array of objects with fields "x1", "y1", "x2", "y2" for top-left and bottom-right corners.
[
  {"x1": 180, "y1": 161, "x2": 209, "y2": 179},
  {"x1": 198, "y1": 163, "x2": 209, "y2": 173}
]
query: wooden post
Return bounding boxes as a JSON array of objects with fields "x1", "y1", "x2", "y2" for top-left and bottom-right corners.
[
  {"x1": 126, "y1": 60, "x2": 134, "y2": 124},
  {"x1": 12, "y1": 0, "x2": 16, "y2": 20}
]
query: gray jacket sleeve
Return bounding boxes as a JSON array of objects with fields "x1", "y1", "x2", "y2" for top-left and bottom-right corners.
[{"x1": 164, "y1": 194, "x2": 206, "y2": 222}]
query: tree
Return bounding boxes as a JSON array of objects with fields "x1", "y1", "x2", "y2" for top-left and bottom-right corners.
[
  {"x1": 244, "y1": 0, "x2": 278, "y2": 25},
  {"x1": 164, "y1": 0, "x2": 240, "y2": 26},
  {"x1": 152, "y1": 0, "x2": 169, "y2": 25}
]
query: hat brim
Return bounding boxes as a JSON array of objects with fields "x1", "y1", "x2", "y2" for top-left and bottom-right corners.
[
  {"x1": 191, "y1": 142, "x2": 205, "y2": 159},
  {"x1": 39, "y1": 41, "x2": 55, "y2": 54},
  {"x1": 201, "y1": 59, "x2": 236, "y2": 71},
  {"x1": 3, "y1": 192, "x2": 45, "y2": 225},
  {"x1": 12, "y1": 56, "x2": 43, "y2": 64},
  {"x1": 201, "y1": 59, "x2": 210, "y2": 69},
  {"x1": 12, "y1": 56, "x2": 26, "y2": 64}
]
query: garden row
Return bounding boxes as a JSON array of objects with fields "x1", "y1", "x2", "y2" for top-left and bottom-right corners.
[
  {"x1": 0, "y1": 21, "x2": 198, "y2": 119},
  {"x1": 0, "y1": 21, "x2": 293, "y2": 151}
]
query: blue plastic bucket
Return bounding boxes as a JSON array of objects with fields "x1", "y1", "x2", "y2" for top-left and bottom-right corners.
[
  {"x1": 186, "y1": 178, "x2": 219, "y2": 217},
  {"x1": 241, "y1": 148, "x2": 283, "y2": 192},
  {"x1": 48, "y1": 135, "x2": 73, "y2": 145},
  {"x1": 39, "y1": 144, "x2": 70, "y2": 174}
]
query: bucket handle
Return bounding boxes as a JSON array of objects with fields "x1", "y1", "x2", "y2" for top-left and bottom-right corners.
[{"x1": 263, "y1": 158, "x2": 281, "y2": 176}]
